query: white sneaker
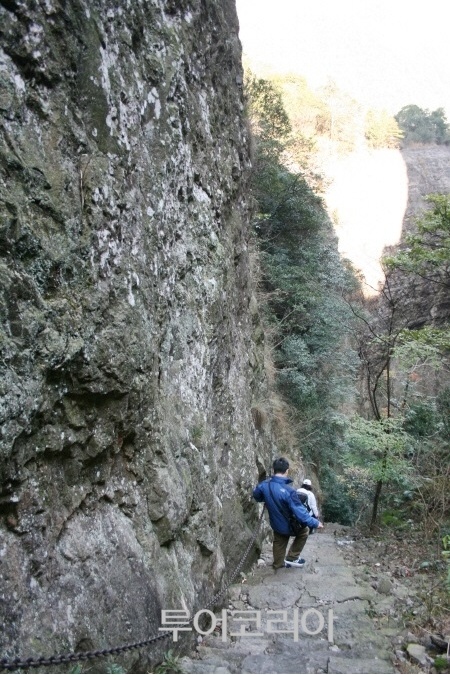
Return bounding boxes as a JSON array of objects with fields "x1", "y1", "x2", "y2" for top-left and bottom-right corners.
[{"x1": 284, "y1": 557, "x2": 305, "y2": 568}]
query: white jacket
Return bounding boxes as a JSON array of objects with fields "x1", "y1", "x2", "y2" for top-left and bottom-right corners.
[{"x1": 297, "y1": 487, "x2": 319, "y2": 517}]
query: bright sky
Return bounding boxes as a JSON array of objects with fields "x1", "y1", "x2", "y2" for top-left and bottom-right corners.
[{"x1": 236, "y1": 0, "x2": 450, "y2": 117}]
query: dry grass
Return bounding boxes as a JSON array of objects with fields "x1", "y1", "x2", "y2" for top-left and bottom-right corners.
[{"x1": 344, "y1": 526, "x2": 450, "y2": 645}]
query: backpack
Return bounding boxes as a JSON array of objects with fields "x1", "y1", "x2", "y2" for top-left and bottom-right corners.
[
  {"x1": 268, "y1": 482, "x2": 305, "y2": 535},
  {"x1": 297, "y1": 490, "x2": 312, "y2": 514}
]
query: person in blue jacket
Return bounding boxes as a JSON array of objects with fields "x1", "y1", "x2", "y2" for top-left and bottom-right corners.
[{"x1": 253, "y1": 457, "x2": 323, "y2": 569}]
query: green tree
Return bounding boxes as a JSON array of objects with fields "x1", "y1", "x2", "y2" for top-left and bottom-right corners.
[
  {"x1": 343, "y1": 288, "x2": 450, "y2": 529},
  {"x1": 395, "y1": 105, "x2": 450, "y2": 145},
  {"x1": 245, "y1": 72, "x2": 291, "y2": 162},
  {"x1": 430, "y1": 107, "x2": 450, "y2": 144},
  {"x1": 384, "y1": 193, "x2": 450, "y2": 288},
  {"x1": 271, "y1": 73, "x2": 330, "y2": 139},
  {"x1": 345, "y1": 415, "x2": 412, "y2": 494},
  {"x1": 392, "y1": 328, "x2": 450, "y2": 518},
  {"x1": 346, "y1": 271, "x2": 413, "y2": 528},
  {"x1": 379, "y1": 198, "x2": 450, "y2": 531},
  {"x1": 270, "y1": 73, "x2": 326, "y2": 170},
  {"x1": 245, "y1": 74, "x2": 359, "y2": 491}
]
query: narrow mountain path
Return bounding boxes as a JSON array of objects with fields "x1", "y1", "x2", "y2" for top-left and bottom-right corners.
[{"x1": 180, "y1": 526, "x2": 403, "y2": 674}]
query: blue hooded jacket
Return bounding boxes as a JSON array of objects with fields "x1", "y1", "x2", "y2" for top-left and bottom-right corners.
[{"x1": 253, "y1": 475, "x2": 319, "y2": 535}]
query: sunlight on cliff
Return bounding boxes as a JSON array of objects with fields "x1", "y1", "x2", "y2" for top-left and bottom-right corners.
[{"x1": 323, "y1": 149, "x2": 408, "y2": 295}]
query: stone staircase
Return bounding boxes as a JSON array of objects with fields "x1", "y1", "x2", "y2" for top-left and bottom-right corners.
[{"x1": 180, "y1": 528, "x2": 400, "y2": 674}]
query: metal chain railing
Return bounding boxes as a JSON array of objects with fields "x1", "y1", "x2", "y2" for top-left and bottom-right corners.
[
  {"x1": 204, "y1": 506, "x2": 266, "y2": 611},
  {"x1": 0, "y1": 506, "x2": 266, "y2": 672}
]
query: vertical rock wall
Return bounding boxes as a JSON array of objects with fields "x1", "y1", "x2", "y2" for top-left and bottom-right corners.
[
  {"x1": 385, "y1": 145, "x2": 450, "y2": 327},
  {"x1": 0, "y1": 0, "x2": 272, "y2": 668}
]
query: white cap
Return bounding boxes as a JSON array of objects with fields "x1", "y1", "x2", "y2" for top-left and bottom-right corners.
[{"x1": 303, "y1": 479, "x2": 312, "y2": 486}]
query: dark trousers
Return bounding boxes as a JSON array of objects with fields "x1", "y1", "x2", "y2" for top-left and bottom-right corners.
[{"x1": 272, "y1": 527, "x2": 309, "y2": 568}]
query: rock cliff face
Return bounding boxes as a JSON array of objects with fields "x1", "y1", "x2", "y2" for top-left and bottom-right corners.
[
  {"x1": 0, "y1": 0, "x2": 272, "y2": 668},
  {"x1": 386, "y1": 145, "x2": 450, "y2": 327},
  {"x1": 401, "y1": 145, "x2": 450, "y2": 224}
]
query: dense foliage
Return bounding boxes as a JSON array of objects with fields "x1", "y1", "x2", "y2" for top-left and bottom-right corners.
[
  {"x1": 395, "y1": 105, "x2": 450, "y2": 146},
  {"x1": 245, "y1": 73, "x2": 359, "y2": 514},
  {"x1": 246, "y1": 70, "x2": 450, "y2": 538},
  {"x1": 341, "y1": 195, "x2": 450, "y2": 529},
  {"x1": 384, "y1": 193, "x2": 450, "y2": 288},
  {"x1": 269, "y1": 74, "x2": 402, "y2": 158},
  {"x1": 364, "y1": 109, "x2": 403, "y2": 149}
]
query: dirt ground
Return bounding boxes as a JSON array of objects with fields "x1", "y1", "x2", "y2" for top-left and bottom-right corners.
[{"x1": 339, "y1": 525, "x2": 450, "y2": 673}]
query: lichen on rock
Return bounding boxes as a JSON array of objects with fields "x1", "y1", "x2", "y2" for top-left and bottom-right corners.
[{"x1": 0, "y1": 0, "x2": 274, "y2": 669}]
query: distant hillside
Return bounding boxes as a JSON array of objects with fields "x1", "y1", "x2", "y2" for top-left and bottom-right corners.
[
  {"x1": 400, "y1": 145, "x2": 450, "y2": 230},
  {"x1": 384, "y1": 145, "x2": 450, "y2": 328}
]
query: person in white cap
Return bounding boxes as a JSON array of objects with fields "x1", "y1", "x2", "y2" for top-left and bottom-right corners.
[{"x1": 297, "y1": 479, "x2": 319, "y2": 533}]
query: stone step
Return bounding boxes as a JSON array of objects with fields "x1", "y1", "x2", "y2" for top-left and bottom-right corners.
[{"x1": 180, "y1": 531, "x2": 400, "y2": 674}]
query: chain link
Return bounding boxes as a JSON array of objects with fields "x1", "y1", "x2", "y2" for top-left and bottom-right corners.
[
  {"x1": 0, "y1": 506, "x2": 266, "y2": 672},
  {"x1": 204, "y1": 506, "x2": 266, "y2": 611}
]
